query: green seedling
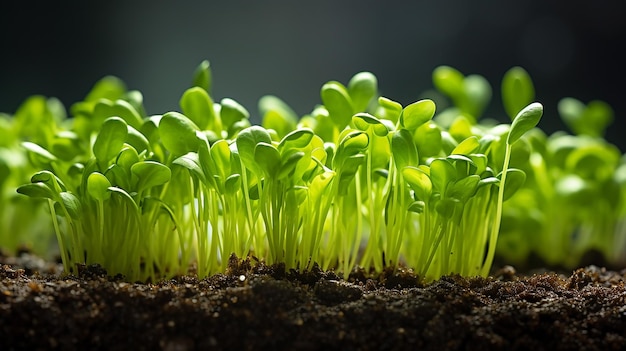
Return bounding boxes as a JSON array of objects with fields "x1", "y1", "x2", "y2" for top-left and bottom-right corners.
[
  {"x1": 433, "y1": 66, "x2": 626, "y2": 270},
  {"x1": 0, "y1": 96, "x2": 67, "y2": 257},
  {"x1": 12, "y1": 61, "x2": 624, "y2": 285}
]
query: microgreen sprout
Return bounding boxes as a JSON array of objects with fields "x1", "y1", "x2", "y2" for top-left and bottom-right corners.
[
  {"x1": 433, "y1": 66, "x2": 626, "y2": 270},
  {"x1": 496, "y1": 70, "x2": 625, "y2": 268},
  {"x1": 10, "y1": 60, "x2": 624, "y2": 284},
  {"x1": 0, "y1": 96, "x2": 66, "y2": 257}
]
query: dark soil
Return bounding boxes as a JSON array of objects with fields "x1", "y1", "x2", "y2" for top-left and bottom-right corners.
[{"x1": 1, "y1": 251, "x2": 626, "y2": 351}]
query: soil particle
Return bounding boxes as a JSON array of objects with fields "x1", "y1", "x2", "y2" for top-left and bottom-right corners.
[
  {"x1": 1, "y1": 252, "x2": 626, "y2": 351},
  {"x1": 314, "y1": 279, "x2": 362, "y2": 305}
]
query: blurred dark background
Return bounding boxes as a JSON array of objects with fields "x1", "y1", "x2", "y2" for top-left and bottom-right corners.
[{"x1": 2, "y1": 0, "x2": 625, "y2": 150}]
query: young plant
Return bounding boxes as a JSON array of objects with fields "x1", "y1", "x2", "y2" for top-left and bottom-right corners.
[
  {"x1": 21, "y1": 61, "x2": 621, "y2": 285},
  {"x1": 498, "y1": 94, "x2": 624, "y2": 268},
  {"x1": 15, "y1": 76, "x2": 191, "y2": 281},
  {"x1": 0, "y1": 96, "x2": 68, "y2": 257},
  {"x1": 432, "y1": 65, "x2": 626, "y2": 270},
  {"x1": 18, "y1": 116, "x2": 182, "y2": 282}
]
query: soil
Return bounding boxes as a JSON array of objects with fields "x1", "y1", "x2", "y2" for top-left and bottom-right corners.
[{"x1": 1, "y1": 251, "x2": 626, "y2": 351}]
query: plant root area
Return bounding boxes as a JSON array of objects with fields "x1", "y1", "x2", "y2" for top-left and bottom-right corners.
[{"x1": 1, "y1": 253, "x2": 626, "y2": 351}]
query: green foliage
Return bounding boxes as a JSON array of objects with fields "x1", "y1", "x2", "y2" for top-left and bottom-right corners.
[
  {"x1": 432, "y1": 65, "x2": 491, "y2": 120},
  {"x1": 192, "y1": 60, "x2": 212, "y2": 93},
  {"x1": 501, "y1": 66, "x2": 535, "y2": 120},
  {"x1": 0, "y1": 96, "x2": 65, "y2": 257},
  {"x1": 558, "y1": 97, "x2": 614, "y2": 138},
  {"x1": 4, "y1": 61, "x2": 623, "y2": 285},
  {"x1": 496, "y1": 79, "x2": 625, "y2": 269}
]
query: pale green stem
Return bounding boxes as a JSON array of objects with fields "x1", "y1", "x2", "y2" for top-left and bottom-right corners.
[
  {"x1": 421, "y1": 218, "x2": 446, "y2": 280},
  {"x1": 48, "y1": 198, "x2": 70, "y2": 273},
  {"x1": 481, "y1": 143, "x2": 512, "y2": 277}
]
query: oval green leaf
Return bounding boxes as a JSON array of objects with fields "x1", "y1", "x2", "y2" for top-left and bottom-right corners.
[
  {"x1": 93, "y1": 117, "x2": 128, "y2": 166},
  {"x1": 401, "y1": 99, "x2": 436, "y2": 130},
  {"x1": 180, "y1": 86, "x2": 218, "y2": 130},
  {"x1": 391, "y1": 129, "x2": 418, "y2": 171},
  {"x1": 377, "y1": 96, "x2": 403, "y2": 123},
  {"x1": 402, "y1": 166, "x2": 432, "y2": 201},
  {"x1": 507, "y1": 102, "x2": 543, "y2": 145},
  {"x1": 254, "y1": 142, "x2": 281, "y2": 177},
  {"x1": 16, "y1": 183, "x2": 57, "y2": 200},
  {"x1": 446, "y1": 175, "x2": 480, "y2": 203},
  {"x1": 192, "y1": 60, "x2": 212, "y2": 93},
  {"x1": 352, "y1": 113, "x2": 388, "y2": 137},
  {"x1": 259, "y1": 95, "x2": 298, "y2": 138},
  {"x1": 224, "y1": 174, "x2": 241, "y2": 194},
  {"x1": 499, "y1": 168, "x2": 526, "y2": 201},
  {"x1": 432, "y1": 66, "x2": 465, "y2": 99},
  {"x1": 131, "y1": 161, "x2": 172, "y2": 193},
  {"x1": 502, "y1": 66, "x2": 535, "y2": 120},
  {"x1": 236, "y1": 126, "x2": 273, "y2": 173},
  {"x1": 321, "y1": 81, "x2": 353, "y2": 129},
  {"x1": 158, "y1": 112, "x2": 200, "y2": 157},
  {"x1": 463, "y1": 74, "x2": 492, "y2": 117},
  {"x1": 430, "y1": 158, "x2": 456, "y2": 195},
  {"x1": 87, "y1": 172, "x2": 112, "y2": 201},
  {"x1": 451, "y1": 136, "x2": 480, "y2": 155},
  {"x1": 173, "y1": 152, "x2": 207, "y2": 184},
  {"x1": 413, "y1": 122, "x2": 442, "y2": 158},
  {"x1": 279, "y1": 128, "x2": 315, "y2": 151},
  {"x1": 126, "y1": 125, "x2": 150, "y2": 154},
  {"x1": 112, "y1": 99, "x2": 144, "y2": 129},
  {"x1": 348, "y1": 72, "x2": 378, "y2": 112},
  {"x1": 59, "y1": 192, "x2": 82, "y2": 219},
  {"x1": 210, "y1": 139, "x2": 232, "y2": 178},
  {"x1": 220, "y1": 98, "x2": 250, "y2": 130},
  {"x1": 22, "y1": 141, "x2": 57, "y2": 163}
]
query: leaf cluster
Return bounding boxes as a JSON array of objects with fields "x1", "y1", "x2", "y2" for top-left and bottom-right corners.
[
  {"x1": 493, "y1": 69, "x2": 625, "y2": 268},
  {"x1": 14, "y1": 61, "x2": 626, "y2": 283}
]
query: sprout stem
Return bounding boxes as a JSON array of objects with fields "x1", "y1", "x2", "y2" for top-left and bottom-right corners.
[{"x1": 481, "y1": 142, "x2": 512, "y2": 276}]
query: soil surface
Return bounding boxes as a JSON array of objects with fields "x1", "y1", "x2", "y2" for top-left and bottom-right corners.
[{"x1": 1, "y1": 251, "x2": 626, "y2": 351}]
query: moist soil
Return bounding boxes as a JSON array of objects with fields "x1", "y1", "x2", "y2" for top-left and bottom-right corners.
[{"x1": 1, "y1": 251, "x2": 626, "y2": 351}]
